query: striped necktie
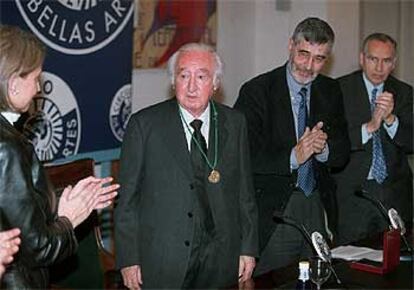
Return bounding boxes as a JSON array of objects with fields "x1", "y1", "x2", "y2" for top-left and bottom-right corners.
[
  {"x1": 297, "y1": 87, "x2": 316, "y2": 195},
  {"x1": 370, "y1": 88, "x2": 388, "y2": 184}
]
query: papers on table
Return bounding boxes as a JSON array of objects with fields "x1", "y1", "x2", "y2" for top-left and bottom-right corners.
[{"x1": 331, "y1": 245, "x2": 383, "y2": 262}]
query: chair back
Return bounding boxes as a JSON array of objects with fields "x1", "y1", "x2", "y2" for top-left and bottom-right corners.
[
  {"x1": 45, "y1": 158, "x2": 95, "y2": 191},
  {"x1": 44, "y1": 158, "x2": 108, "y2": 289}
]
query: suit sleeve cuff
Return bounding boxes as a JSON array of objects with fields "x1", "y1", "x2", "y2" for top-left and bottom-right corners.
[
  {"x1": 361, "y1": 124, "x2": 372, "y2": 144},
  {"x1": 290, "y1": 148, "x2": 299, "y2": 171}
]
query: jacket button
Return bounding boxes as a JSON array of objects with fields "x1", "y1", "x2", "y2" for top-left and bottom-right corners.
[
  {"x1": 189, "y1": 183, "x2": 194, "y2": 190},
  {"x1": 187, "y1": 212, "x2": 193, "y2": 218},
  {"x1": 184, "y1": 240, "x2": 190, "y2": 247}
]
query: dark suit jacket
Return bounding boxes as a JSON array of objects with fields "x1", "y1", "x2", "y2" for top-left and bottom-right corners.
[
  {"x1": 234, "y1": 64, "x2": 350, "y2": 249},
  {"x1": 336, "y1": 70, "x2": 413, "y2": 222},
  {"x1": 114, "y1": 99, "x2": 258, "y2": 288}
]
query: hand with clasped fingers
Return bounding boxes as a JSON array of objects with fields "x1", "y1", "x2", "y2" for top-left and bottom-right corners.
[
  {"x1": 58, "y1": 176, "x2": 119, "y2": 228},
  {"x1": 0, "y1": 228, "x2": 21, "y2": 279},
  {"x1": 295, "y1": 121, "x2": 328, "y2": 164},
  {"x1": 366, "y1": 91, "x2": 395, "y2": 133}
]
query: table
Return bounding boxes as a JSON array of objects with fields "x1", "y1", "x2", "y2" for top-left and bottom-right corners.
[{"x1": 237, "y1": 231, "x2": 413, "y2": 289}]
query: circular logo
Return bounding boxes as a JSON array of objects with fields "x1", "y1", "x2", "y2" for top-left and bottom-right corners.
[
  {"x1": 109, "y1": 84, "x2": 131, "y2": 142},
  {"x1": 23, "y1": 72, "x2": 81, "y2": 161},
  {"x1": 15, "y1": 0, "x2": 134, "y2": 55}
]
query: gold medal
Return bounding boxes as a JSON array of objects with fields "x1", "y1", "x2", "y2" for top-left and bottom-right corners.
[{"x1": 208, "y1": 170, "x2": 220, "y2": 183}]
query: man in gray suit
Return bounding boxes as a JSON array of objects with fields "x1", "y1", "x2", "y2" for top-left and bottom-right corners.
[
  {"x1": 115, "y1": 43, "x2": 258, "y2": 289},
  {"x1": 335, "y1": 33, "x2": 413, "y2": 244}
]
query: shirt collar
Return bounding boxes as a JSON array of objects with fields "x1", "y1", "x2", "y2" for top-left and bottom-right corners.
[
  {"x1": 179, "y1": 102, "x2": 210, "y2": 130},
  {"x1": 362, "y1": 72, "x2": 384, "y2": 97},
  {"x1": 1, "y1": 111, "x2": 21, "y2": 125},
  {"x1": 286, "y1": 63, "x2": 311, "y2": 104}
]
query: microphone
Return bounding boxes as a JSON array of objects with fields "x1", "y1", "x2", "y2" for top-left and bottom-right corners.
[
  {"x1": 273, "y1": 212, "x2": 342, "y2": 284},
  {"x1": 388, "y1": 208, "x2": 412, "y2": 253},
  {"x1": 388, "y1": 208, "x2": 406, "y2": 235},
  {"x1": 355, "y1": 189, "x2": 412, "y2": 253}
]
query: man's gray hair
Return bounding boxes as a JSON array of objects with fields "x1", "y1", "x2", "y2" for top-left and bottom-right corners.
[
  {"x1": 291, "y1": 17, "x2": 335, "y2": 51},
  {"x1": 362, "y1": 32, "x2": 397, "y2": 55},
  {"x1": 167, "y1": 43, "x2": 223, "y2": 88}
]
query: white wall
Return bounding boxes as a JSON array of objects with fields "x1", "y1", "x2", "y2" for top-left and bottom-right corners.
[
  {"x1": 253, "y1": 0, "x2": 329, "y2": 77},
  {"x1": 132, "y1": 69, "x2": 169, "y2": 112},
  {"x1": 398, "y1": 1, "x2": 414, "y2": 85},
  {"x1": 216, "y1": 0, "x2": 255, "y2": 106},
  {"x1": 132, "y1": 0, "x2": 363, "y2": 111},
  {"x1": 326, "y1": 0, "x2": 360, "y2": 77},
  {"x1": 360, "y1": 0, "x2": 414, "y2": 85}
]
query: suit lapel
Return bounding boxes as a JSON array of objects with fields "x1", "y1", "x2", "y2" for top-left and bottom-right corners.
[
  {"x1": 309, "y1": 79, "x2": 330, "y2": 126},
  {"x1": 309, "y1": 82, "x2": 320, "y2": 125},
  {"x1": 355, "y1": 72, "x2": 372, "y2": 122},
  {"x1": 160, "y1": 99, "x2": 193, "y2": 180},
  {"x1": 208, "y1": 101, "x2": 228, "y2": 171},
  {"x1": 383, "y1": 79, "x2": 397, "y2": 102},
  {"x1": 273, "y1": 68, "x2": 296, "y2": 146}
]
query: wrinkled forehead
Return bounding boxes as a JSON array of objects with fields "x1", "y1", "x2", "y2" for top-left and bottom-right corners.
[
  {"x1": 176, "y1": 50, "x2": 215, "y2": 73},
  {"x1": 365, "y1": 39, "x2": 396, "y2": 57},
  {"x1": 294, "y1": 39, "x2": 331, "y2": 56}
]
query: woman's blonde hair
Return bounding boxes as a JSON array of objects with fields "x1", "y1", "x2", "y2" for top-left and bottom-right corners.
[{"x1": 0, "y1": 25, "x2": 45, "y2": 111}]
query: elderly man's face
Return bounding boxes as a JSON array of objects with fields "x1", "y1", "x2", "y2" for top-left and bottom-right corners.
[
  {"x1": 174, "y1": 50, "x2": 216, "y2": 117},
  {"x1": 288, "y1": 39, "x2": 330, "y2": 85}
]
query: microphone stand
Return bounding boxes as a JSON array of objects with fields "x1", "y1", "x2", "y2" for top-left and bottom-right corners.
[
  {"x1": 273, "y1": 214, "x2": 342, "y2": 284},
  {"x1": 310, "y1": 232, "x2": 342, "y2": 285},
  {"x1": 354, "y1": 190, "x2": 389, "y2": 222},
  {"x1": 356, "y1": 189, "x2": 412, "y2": 253},
  {"x1": 273, "y1": 215, "x2": 315, "y2": 253},
  {"x1": 401, "y1": 236, "x2": 412, "y2": 254}
]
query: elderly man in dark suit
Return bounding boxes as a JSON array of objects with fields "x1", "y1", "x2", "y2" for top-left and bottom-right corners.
[
  {"x1": 234, "y1": 17, "x2": 350, "y2": 275},
  {"x1": 114, "y1": 43, "x2": 259, "y2": 289},
  {"x1": 335, "y1": 33, "x2": 413, "y2": 245}
]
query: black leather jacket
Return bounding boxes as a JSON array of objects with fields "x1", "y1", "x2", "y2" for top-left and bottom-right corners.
[{"x1": 0, "y1": 115, "x2": 78, "y2": 289}]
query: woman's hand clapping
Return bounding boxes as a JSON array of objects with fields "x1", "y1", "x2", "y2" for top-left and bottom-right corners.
[{"x1": 58, "y1": 176, "x2": 119, "y2": 228}]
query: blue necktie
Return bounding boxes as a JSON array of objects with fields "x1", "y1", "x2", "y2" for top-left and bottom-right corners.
[
  {"x1": 370, "y1": 88, "x2": 388, "y2": 184},
  {"x1": 297, "y1": 87, "x2": 316, "y2": 195}
]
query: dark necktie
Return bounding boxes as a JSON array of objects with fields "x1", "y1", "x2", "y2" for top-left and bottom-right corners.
[
  {"x1": 370, "y1": 88, "x2": 388, "y2": 184},
  {"x1": 190, "y1": 119, "x2": 207, "y2": 172},
  {"x1": 190, "y1": 119, "x2": 214, "y2": 232},
  {"x1": 296, "y1": 87, "x2": 316, "y2": 195}
]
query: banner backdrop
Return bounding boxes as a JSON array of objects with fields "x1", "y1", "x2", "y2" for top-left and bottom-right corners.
[
  {"x1": 134, "y1": 0, "x2": 216, "y2": 69},
  {"x1": 0, "y1": 0, "x2": 134, "y2": 161}
]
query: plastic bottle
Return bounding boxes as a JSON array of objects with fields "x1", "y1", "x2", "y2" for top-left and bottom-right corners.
[{"x1": 296, "y1": 261, "x2": 312, "y2": 290}]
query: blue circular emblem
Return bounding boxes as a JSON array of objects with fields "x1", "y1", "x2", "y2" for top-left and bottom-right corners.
[
  {"x1": 109, "y1": 84, "x2": 131, "y2": 142},
  {"x1": 23, "y1": 72, "x2": 81, "y2": 161},
  {"x1": 16, "y1": 0, "x2": 134, "y2": 55}
]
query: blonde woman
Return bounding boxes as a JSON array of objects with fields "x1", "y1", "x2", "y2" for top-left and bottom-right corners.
[{"x1": 0, "y1": 25, "x2": 119, "y2": 288}]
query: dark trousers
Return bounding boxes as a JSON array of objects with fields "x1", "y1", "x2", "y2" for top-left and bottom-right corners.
[
  {"x1": 182, "y1": 222, "x2": 217, "y2": 289},
  {"x1": 254, "y1": 189, "x2": 327, "y2": 276}
]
